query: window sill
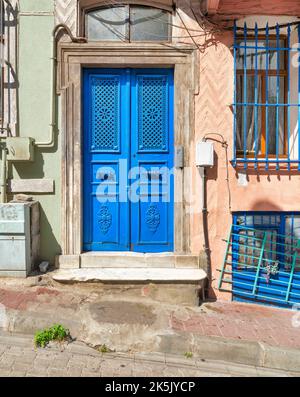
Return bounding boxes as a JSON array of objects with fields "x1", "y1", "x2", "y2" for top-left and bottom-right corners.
[{"x1": 231, "y1": 158, "x2": 300, "y2": 171}]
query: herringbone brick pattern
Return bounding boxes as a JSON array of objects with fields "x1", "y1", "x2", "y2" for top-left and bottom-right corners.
[{"x1": 55, "y1": 0, "x2": 77, "y2": 34}]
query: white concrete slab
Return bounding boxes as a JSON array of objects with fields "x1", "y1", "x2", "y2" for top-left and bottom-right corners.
[
  {"x1": 52, "y1": 268, "x2": 207, "y2": 283},
  {"x1": 60, "y1": 252, "x2": 200, "y2": 269}
]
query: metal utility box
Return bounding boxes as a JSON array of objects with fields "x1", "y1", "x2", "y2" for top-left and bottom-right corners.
[
  {"x1": 196, "y1": 141, "x2": 214, "y2": 167},
  {"x1": 0, "y1": 202, "x2": 40, "y2": 277},
  {"x1": 6, "y1": 137, "x2": 35, "y2": 162}
]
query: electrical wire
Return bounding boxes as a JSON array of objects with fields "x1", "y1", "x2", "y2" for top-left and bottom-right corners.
[
  {"x1": 85, "y1": 0, "x2": 219, "y2": 41},
  {"x1": 89, "y1": 0, "x2": 218, "y2": 34},
  {"x1": 81, "y1": 0, "x2": 237, "y2": 56},
  {"x1": 93, "y1": 1, "x2": 300, "y2": 51}
]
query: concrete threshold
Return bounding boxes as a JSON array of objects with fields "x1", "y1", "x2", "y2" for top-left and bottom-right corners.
[{"x1": 52, "y1": 267, "x2": 207, "y2": 283}]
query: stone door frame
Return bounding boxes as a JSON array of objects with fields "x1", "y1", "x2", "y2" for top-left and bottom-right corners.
[{"x1": 57, "y1": 41, "x2": 198, "y2": 266}]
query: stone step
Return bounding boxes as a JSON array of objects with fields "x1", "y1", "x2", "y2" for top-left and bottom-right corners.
[
  {"x1": 57, "y1": 253, "x2": 201, "y2": 269},
  {"x1": 52, "y1": 267, "x2": 207, "y2": 284}
]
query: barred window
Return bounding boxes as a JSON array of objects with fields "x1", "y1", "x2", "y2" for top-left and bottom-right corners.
[{"x1": 233, "y1": 22, "x2": 300, "y2": 170}]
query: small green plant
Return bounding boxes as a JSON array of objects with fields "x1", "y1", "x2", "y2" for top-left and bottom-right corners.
[
  {"x1": 184, "y1": 351, "x2": 193, "y2": 359},
  {"x1": 34, "y1": 324, "x2": 70, "y2": 348},
  {"x1": 98, "y1": 344, "x2": 111, "y2": 353}
]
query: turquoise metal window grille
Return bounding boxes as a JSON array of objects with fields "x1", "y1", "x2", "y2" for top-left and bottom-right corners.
[
  {"x1": 218, "y1": 212, "x2": 300, "y2": 308},
  {"x1": 233, "y1": 21, "x2": 300, "y2": 170}
]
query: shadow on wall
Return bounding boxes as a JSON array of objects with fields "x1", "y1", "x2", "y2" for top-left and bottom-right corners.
[
  {"x1": 206, "y1": 151, "x2": 218, "y2": 181},
  {"x1": 5, "y1": 35, "x2": 61, "y2": 263},
  {"x1": 234, "y1": 167, "x2": 300, "y2": 183},
  {"x1": 250, "y1": 200, "x2": 283, "y2": 212},
  {"x1": 6, "y1": 142, "x2": 61, "y2": 265},
  {"x1": 6, "y1": 143, "x2": 62, "y2": 265},
  {"x1": 175, "y1": 2, "x2": 228, "y2": 52},
  {"x1": 38, "y1": 205, "x2": 61, "y2": 265},
  {"x1": 9, "y1": 142, "x2": 58, "y2": 180}
]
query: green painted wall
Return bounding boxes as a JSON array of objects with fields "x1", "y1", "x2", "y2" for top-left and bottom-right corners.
[{"x1": 12, "y1": 0, "x2": 61, "y2": 263}]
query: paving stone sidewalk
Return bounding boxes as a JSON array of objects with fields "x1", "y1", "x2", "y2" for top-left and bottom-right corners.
[
  {"x1": 170, "y1": 300, "x2": 300, "y2": 349},
  {"x1": 0, "y1": 277, "x2": 300, "y2": 349},
  {"x1": 0, "y1": 332, "x2": 297, "y2": 377},
  {"x1": 1, "y1": 275, "x2": 300, "y2": 366}
]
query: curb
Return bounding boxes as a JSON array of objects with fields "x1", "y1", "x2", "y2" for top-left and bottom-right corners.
[
  {"x1": 0, "y1": 330, "x2": 298, "y2": 377},
  {"x1": 159, "y1": 333, "x2": 300, "y2": 373},
  {"x1": 1, "y1": 300, "x2": 300, "y2": 373}
]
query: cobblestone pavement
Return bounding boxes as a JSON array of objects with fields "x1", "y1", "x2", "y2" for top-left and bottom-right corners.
[{"x1": 0, "y1": 332, "x2": 298, "y2": 377}]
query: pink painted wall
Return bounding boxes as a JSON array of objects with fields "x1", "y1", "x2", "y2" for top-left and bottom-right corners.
[
  {"x1": 218, "y1": 0, "x2": 300, "y2": 17},
  {"x1": 176, "y1": 1, "x2": 300, "y2": 300}
]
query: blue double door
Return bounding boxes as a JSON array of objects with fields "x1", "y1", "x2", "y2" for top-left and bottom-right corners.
[{"x1": 83, "y1": 68, "x2": 174, "y2": 252}]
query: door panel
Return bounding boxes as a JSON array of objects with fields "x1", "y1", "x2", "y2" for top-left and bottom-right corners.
[
  {"x1": 131, "y1": 69, "x2": 174, "y2": 252},
  {"x1": 83, "y1": 68, "x2": 174, "y2": 253},
  {"x1": 83, "y1": 69, "x2": 130, "y2": 251}
]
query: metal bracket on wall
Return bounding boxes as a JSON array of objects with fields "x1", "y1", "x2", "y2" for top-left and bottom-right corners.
[{"x1": 175, "y1": 145, "x2": 184, "y2": 168}]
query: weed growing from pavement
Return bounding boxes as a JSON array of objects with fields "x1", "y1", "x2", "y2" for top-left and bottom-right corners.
[
  {"x1": 97, "y1": 344, "x2": 112, "y2": 353},
  {"x1": 184, "y1": 352, "x2": 193, "y2": 359},
  {"x1": 34, "y1": 324, "x2": 70, "y2": 348}
]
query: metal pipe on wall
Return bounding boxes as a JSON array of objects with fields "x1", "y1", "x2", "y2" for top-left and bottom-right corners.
[
  {"x1": 33, "y1": 33, "x2": 56, "y2": 147},
  {"x1": 34, "y1": 24, "x2": 86, "y2": 148},
  {"x1": 0, "y1": 0, "x2": 15, "y2": 203},
  {"x1": 0, "y1": 141, "x2": 7, "y2": 203},
  {"x1": 199, "y1": 166, "x2": 212, "y2": 297}
]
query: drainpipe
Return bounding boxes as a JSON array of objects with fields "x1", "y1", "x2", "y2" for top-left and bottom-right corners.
[
  {"x1": 34, "y1": 24, "x2": 86, "y2": 148},
  {"x1": 0, "y1": 21, "x2": 87, "y2": 200},
  {"x1": 34, "y1": 31, "x2": 56, "y2": 147},
  {"x1": 199, "y1": 133, "x2": 231, "y2": 298},
  {"x1": 0, "y1": 141, "x2": 7, "y2": 203},
  {"x1": 199, "y1": 166, "x2": 212, "y2": 297},
  {"x1": 0, "y1": 1, "x2": 16, "y2": 203}
]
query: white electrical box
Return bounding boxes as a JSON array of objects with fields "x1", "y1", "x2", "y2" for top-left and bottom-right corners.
[{"x1": 196, "y1": 141, "x2": 214, "y2": 167}]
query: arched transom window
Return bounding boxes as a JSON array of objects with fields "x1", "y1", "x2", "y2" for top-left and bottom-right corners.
[{"x1": 85, "y1": 4, "x2": 172, "y2": 42}]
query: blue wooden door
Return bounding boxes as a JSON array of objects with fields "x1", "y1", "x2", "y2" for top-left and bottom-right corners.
[{"x1": 83, "y1": 68, "x2": 174, "y2": 252}]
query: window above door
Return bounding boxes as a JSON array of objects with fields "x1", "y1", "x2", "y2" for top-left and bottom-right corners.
[{"x1": 84, "y1": 4, "x2": 172, "y2": 42}]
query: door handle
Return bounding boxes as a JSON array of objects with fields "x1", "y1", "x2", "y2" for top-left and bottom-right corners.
[{"x1": 97, "y1": 172, "x2": 115, "y2": 181}]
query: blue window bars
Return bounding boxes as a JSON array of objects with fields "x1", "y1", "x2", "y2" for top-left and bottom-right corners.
[
  {"x1": 233, "y1": 21, "x2": 300, "y2": 170},
  {"x1": 218, "y1": 212, "x2": 300, "y2": 308}
]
